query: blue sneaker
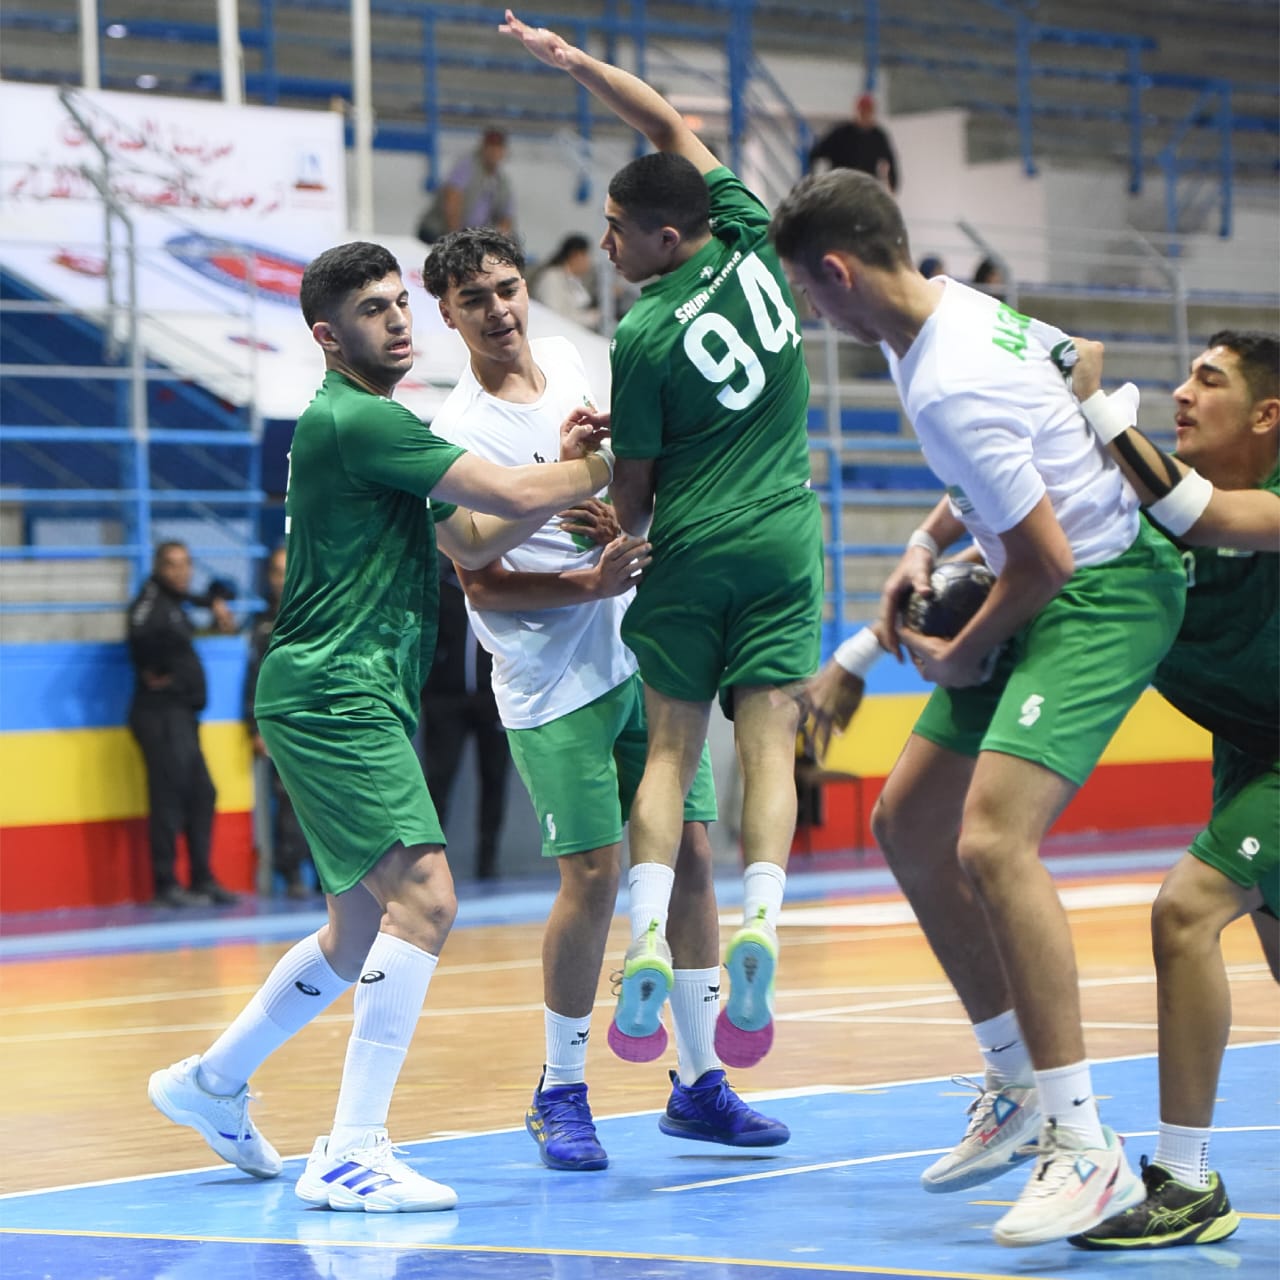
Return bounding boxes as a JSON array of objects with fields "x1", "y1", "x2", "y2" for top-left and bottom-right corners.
[
  {"x1": 525, "y1": 1071, "x2": 609, "y2": 1171},
  {"x1": 658, "y1": 1069, "x2": 790, "y2": 1147}
]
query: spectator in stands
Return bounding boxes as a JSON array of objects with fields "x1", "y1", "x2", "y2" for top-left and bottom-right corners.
[
  {"x1": 416, "y1": 126, "x2": 517, "y2": 244},
  {"x1": 973, "y1": 256, "x2": 1007, "y2": 300},
  {"x1": 918, "y1": 254, "x2": 947, "y2": 280},
  {"x1": 808, "y1": 92, "x2": 899, "y2": 193},
  {"x1": 420, "y1": 554, "x2": 512, "y2": 881},
  {"x1": 244, "y1": 544, "x2": 315, "y2": 899},
  {"x1": 127, "y1": 541, "x2": 240, "y2": 909},
  {"x1": 532, "y1": 233, "x2": 601, "y2": 331}
]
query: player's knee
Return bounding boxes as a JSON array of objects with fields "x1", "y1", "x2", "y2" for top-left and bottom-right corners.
[
  {"x1": 1151, "y1": 878, "x2": 1215, "y2": 958},
  {"x1": 559, "y1": 846, "x2": 621, "y2": 908}
]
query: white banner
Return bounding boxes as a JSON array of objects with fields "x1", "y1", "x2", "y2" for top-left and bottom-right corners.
[{"x1": 0, "y1": 82, "x2": 609, "y2": 422}]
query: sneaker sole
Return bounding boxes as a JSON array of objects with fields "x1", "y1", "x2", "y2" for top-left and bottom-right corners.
[
  {"x1": 1069, "y1": 1208, "x2": 1242, "y2": 1251},
  {"x1": 994, "y1": 1156, "x2": 1147, "y2": 1248},
  {"x1": 657, "y1": 1114, "x2": 790, "y2": 1148},
  {"x1": 147, "y1": 1070, "x2": 281, "y2": 1179},
  {"x1": 921, "y1": 1128, "x2": 1040, "y2": 1194},
  {"x1": 714, "y1": 1010, "x2": 774, "y2": 1068},
  {"x1": 297, "y1": 1168, "x2": 458, "y2": 1212},
  {"x1": 607, "y1": 1017, "x2": 669, "y2": 1063},
  {"x1": 721, "y1": 935, "x2": 775, "y2": 1033},
  {"x1": 611, "y1": 957, "x2": 673, "y2": 1053}
]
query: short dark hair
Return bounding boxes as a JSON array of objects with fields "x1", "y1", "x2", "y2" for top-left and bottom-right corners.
[
  {"x1": 770, "y1": 170, "x2": 912, "y2": 274},
  {"x1": 1208, "y1": 329, "x2": 1279, "y2": 404},
  {"x1": 421, "y1": 227, "x2": 526, "y2": 299},
  {"x1": 608, "y1": 152, "x2": 709, "y2": 236},
  {"x1": 152, "y1": 540, "x2": 187, "y2": 570},
  {"x1": 299, "y1": 241, "x2": 402, "y2": 327}
]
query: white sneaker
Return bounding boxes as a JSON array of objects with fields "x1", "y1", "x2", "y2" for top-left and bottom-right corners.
[
  {"x1": 148, "y1": 1054, "x2": 282, "y2": 1179},
  {"x1": 994, "y1": 1121, "x2": 1145, "y2": 1248},
  {"x1": 921, "y1": 1073, "x2": 1040, "y2": 1193},
  {"x1": 295, "y1": 1129, "x2": 458, "y2": 1213}
]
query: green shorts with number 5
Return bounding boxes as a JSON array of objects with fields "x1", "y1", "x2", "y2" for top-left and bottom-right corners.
[{"x1": 506, "y1": 673, "x2": 717, "y2": 857}]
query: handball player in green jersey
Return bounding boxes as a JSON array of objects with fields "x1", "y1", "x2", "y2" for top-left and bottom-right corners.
[
  {"x1": 502, "y1": 10, "x2": 824, "y2": 1073},
  {"x1": 148, "y1": 240, "x2": 614, "y2": 1212},
  {"x1": 1064, "y1": 331, "x2": 1278, "y2": 1251}
]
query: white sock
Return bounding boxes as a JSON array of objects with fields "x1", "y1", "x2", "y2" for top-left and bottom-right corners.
[
  {"x1": 329, "y1": 932, "x2": 438, "y2": 1154},
  {"x1": 627, "y1": 862, "x2": 675, "y2": 940},
  {"x1": 199, "y1": 932, "x2": 350, "y2": 1095},
  {"x1": 972, "y1": 1009, "x2": 1033, "y2": 1086},
  {"x1": 1155, "y1": 1121, "x2": 1212, "y2": 1188},
  {"x1": 1035, "y1": 1060, "x2": 1105, "y2": 1147},
  {"x1": 542, "y1": 1006, "x2": 592, "y2": 1088},
  {"x1": 670, "y1": 966, "x2": 721, "y2": 1085},
  {"x1": 742, "y1": 861, "x2": 786, "y2": 928}
]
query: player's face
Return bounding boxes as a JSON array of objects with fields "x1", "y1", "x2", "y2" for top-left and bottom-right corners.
[
  {"x1": 1172, "y1": 344, "x2": 1255, "y2": 469},
  {"x1": 600, "y1": 198, "x2": 668, "y2": 283},
  {"x1": 783, "y1": 256, "x2": 880, "y2": 345},
  {"x1": 321, "y1": 273, "x2": 414, "y2": 391},
  {"x1": 437, "y1": 258, "x2": 529, "y2": 361}
]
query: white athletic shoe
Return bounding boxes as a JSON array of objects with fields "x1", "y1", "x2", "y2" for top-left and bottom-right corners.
[
  {"x1": 147, "y1": 1054, "x2": 282, "y2": 1179},
  {"x1": 921, "y1": 1073, "x2": 1040, "y2": 1193},
  {"x1": 993, "y1": 1121, "x2": 1145, "y2": 1248},
  {"x1": 295, "y1": 1129, "x2": 458, "y2": 1213}
]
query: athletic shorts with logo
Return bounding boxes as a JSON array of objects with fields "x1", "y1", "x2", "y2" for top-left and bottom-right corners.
[
  {"x1": 621, "y1": 485, "x2": 823, "y2": 717},
  {"x1": 1191, "y1": 741, "x2": 1279, "y2": 915},
  {"x1": 259, "y1": 696, "x2": 445, "y2": 895},
  {"x1": 913, "y1": 519, "x2": 1186, "y2": 786},
  {"x1": 506, "y1": 672, "x2": 718, "y2": 857}
]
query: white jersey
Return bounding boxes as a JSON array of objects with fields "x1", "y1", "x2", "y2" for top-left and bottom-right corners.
[
  {"x1": 885, "y1": 278, "x2": 1138, "y2": 574},
  {"x1": 430, "y1": 336, "x2": 636, "y2": 729}
]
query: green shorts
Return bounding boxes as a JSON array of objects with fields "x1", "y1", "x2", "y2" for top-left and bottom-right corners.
[
  {"x1": 621, "y1": 486, "x2": 823, "y2": 717},
  {"x1": 913, "y1": 520, "x2": 1186, "y2": 786},
  {"x1": 1190, "y1": 741, "x2": 1280, "y2": 915},
  {"x1": 505, "y1": 672, "x2": 718, "y2": 857},
  {"x1": 258, "y1": 695, "x2": 444, "y2": 895}
]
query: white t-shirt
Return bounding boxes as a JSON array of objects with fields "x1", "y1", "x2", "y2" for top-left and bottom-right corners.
[
  {"x1": 885, "y1": 278, "x2": 1138, "y2": 574},
  {"x1": 430, "y1": 336, "x2": 637, "y2": 729}
]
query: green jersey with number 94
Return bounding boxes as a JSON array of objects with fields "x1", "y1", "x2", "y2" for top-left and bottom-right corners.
[{"x1": 608, "y1": 167, "x2": 811, "y2": 553}]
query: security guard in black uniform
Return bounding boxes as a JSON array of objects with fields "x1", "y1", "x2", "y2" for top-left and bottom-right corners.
[{"x1": 127, "y1": 540, "x2": 240, "y2": 908}]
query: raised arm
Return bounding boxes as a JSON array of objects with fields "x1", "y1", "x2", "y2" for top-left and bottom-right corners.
[
  {"x1": 500, "y1": 9, "x2": 720, "y2": 174},
  {"x1": 1072, "y1": 338, "x2": 1280, "y2": 552}
]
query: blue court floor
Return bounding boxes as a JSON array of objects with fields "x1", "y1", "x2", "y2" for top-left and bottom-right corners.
[{"x1": 2, "y1": 1042, "x2": 1277, "y2": 1280}]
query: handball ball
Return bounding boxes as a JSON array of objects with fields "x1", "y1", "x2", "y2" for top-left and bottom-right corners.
[{"x1": 902, "y1": 561, "x2": 996, "y2": 639}]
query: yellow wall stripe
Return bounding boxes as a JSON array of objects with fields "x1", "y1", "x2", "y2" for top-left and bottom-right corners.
[
  {"x1": 820, "y1": 688, "x2": 1211, "y2": 777},
  {"x1": 0, "y1": 722, "x2": 253, "y2": 827}
]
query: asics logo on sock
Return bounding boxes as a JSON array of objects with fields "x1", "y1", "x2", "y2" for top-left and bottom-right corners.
[
  {"x1": 359, "y1": 970, "x2": 386, "y2": 984},
  {"x1": 295, "y1": 981, "x2": 322, "y2": 996}
]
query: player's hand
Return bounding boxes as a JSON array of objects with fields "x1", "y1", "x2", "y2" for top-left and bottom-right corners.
[
  {"x1": 900, "y1": 628, "x2": 988, "y2": 688},
  {"x1": 499, "y1": 10, "x2": 576, "y2": 70},
  {"x1": 559, "y1": 405, "x2": 611, "y2": 461},
  {"x1": 878, "y1": 547, "x2": 934, "y2": 659},
  {"x1": 1069, "y1": 336, "x2": 1105, "y2": 401},
  {"x1": 251, "y1": 732, "x2": 270, "y2": 759},
  {"x1": 559, "y1": 497, "x2": 621, "y2": 546},
  {"x1": 590, "y1": 534, "x2": 651, "y2": 596},
  {"x1": 798, "y1": 662, "x2": 866, "y2": 761}
]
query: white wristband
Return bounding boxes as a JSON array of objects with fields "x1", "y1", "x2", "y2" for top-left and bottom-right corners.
[
  {"x1": 1148, "y1": 467, "x2": 1213, "y2": 536},
  {"x1": 906, "y1": 529, "x2": 939, "y2": 559},
  {"x1": 1079, "y1": 389, "x2": 1132, "y2": 445},
  {"x1": 833, "y1": 627, "x2": 883, "y2": 679},
  {"x1": 594, "y1": 439, "x2": 615, "y2": 483}
]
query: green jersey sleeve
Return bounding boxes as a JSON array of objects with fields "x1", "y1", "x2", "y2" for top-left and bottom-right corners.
[
  {"x1": 704, "y1": 166, "x2": 770, "y2": 237},
  {"x1": 333, "y1": 386, "x2": 466, "y2": 499}
]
